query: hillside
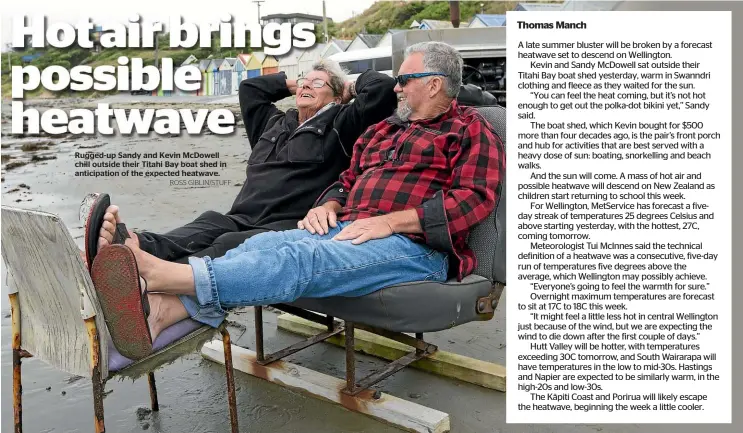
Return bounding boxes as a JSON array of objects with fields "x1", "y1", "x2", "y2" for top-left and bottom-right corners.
[{"x1": 330, "y1": 1, "x2": 556, "y2": 37}]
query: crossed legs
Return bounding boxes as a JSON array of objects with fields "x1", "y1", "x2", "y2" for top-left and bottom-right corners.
[{"x1": 95, "y1": 205, "x2": 450, "y2": 346}]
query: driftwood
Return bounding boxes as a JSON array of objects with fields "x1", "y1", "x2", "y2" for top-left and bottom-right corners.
[
  {"x1": 202, "y1": 341, "x2": 451, "y2": 433},
  {"x1": 277, "y1": 313, "x2": 507, "y2": 391}
]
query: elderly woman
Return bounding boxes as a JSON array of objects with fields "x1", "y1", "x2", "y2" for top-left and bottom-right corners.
[{"x1": 82, "y1": 60, "x2": 398, "y2": 270}]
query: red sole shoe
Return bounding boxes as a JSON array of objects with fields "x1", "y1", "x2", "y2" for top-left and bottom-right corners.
[{"x1": 91, "y1": 244, "x2": 153, "y2": 360}]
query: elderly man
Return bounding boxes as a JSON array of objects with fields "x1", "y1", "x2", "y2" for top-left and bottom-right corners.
[
  {"x1": 89, "y1": 41, "x2": 505, "y2": 361},
  {"x1": 82, "y1": 60, "x2": 397, "y2": 269}
]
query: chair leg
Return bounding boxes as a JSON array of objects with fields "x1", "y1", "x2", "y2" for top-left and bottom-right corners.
[
  {"x1": 147, "y1": 372, "x2": 159, "y2": 411},
  {"x1": 13, "y1": 348, "x2": 22, "y2": 433},
  {"x1": 221, "y1": 327, "x2": 239, "y2": 433},
  {"x1": 10, "y1": 293, "x2": 22, "y2": 433},
  {"x1": 254, "y1": 306, "x2": 264, "y2": 362},
  {"x1": 345, "y1": 321, "x2": 356, "y2": 393},
  {"x1": 91, "y1": 377, "x2": 106, "y2": 433},
  {"x1": 85, "y1": 317, "x2": 106, "y2": 433}
]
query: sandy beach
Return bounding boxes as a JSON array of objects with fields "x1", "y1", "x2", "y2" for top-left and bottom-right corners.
[{"x1": 1, "y1": 96, "x2": 683, "y2": 433}]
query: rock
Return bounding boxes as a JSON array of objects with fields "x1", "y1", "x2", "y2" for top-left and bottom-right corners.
[
  {"x1": 65, "y1": 375, "x2": 84, "y2": 384},
  {"x1": 31, "y1": 155, "x2": 57, "y2": 162},
  {"x1": 5, "y1": 161, "x2": 29, "y2": 171},
  {"x1": 142, "y1": 422, "x2": 150, "y2": 430},
  {"x1": 61, "y1": 391, "x2": 66, "y2": 396},
  {"x1": 19, "y1": 183, "x2": 30, "y2": 189},
  {"x1": 46, "y1": 386, "x2": 52, "y2": 391},
  {"x1": 136, "y1": 407, "x2": 152, "y2": 421},
  {"x1": 408, "y1": 393, "x2": 422, "y2": 399},
  {"x1": 21, "y1": 142, "x2": 52, "y2": 152}
]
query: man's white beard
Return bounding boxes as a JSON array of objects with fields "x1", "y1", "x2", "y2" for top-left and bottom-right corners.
[{"x1": 395, "y1": 100, "x2": 412, "y2": 122}]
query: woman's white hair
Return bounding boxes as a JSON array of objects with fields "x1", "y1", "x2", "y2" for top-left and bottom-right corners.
[{"x1": 310, "y1": 58, "x2": 349, "y2": 97}]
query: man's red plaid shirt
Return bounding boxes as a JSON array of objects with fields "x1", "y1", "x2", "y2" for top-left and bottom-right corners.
[{"x1": 317, "y1": 100, "x2": 505, "y2": 281}]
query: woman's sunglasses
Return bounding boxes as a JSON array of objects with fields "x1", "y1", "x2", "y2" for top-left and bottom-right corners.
[
  {"x1": 297, "y1": 78, "x2": 330, "y2": 89},
  {"x1": 395, "y1": 72, "x2": 449, "y2": 87}
]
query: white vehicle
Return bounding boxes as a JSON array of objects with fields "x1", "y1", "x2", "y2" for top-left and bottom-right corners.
[
  {"x1": 391, "y1": 27, "x2": 507, "y2": 106},
  {"x1": 328, "y1": 46, "x2": 393, "y2": 80},
  {"x1": 328, "y1": 28, "x2": 508, "y2": 105}
]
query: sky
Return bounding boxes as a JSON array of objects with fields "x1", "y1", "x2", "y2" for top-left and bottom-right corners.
[{"x1": 1, "y1": 0, "x2": 378, "y2": 50}]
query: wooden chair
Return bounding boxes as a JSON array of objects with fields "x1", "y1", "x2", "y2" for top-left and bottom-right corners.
[{"x1": 1, "y1": 207, "x2": 240, "y2": 433}]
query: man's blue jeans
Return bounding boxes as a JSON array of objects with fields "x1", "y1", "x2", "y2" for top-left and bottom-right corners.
[{"x1": 178, "y1": 221, "x2": 449, "y2": 328}]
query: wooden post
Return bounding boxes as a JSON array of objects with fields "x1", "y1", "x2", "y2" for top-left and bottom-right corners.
[
  {"x1": 85, "y1": 317, "x2": 106, "y2": 433},
  {"x1": 10, "y1": 293, "x2": 22, "y2": 433}
]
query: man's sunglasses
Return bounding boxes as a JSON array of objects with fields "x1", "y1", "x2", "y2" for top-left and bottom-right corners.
[
  {"x1": 297, "y1": 78, "x2": 330, "y2": 89},
  {"x1": 395, "y1": 72, "x2": 449, "y2": 87}
]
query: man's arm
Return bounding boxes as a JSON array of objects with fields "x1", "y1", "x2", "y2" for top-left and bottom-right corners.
[
  {"x1": 384, "y1": 209, "x2": 422, "y2": 234},
  {"x1": 332, "y1": 70, "x2": 398, "y2": 157},
  {"x1": 238, "y1": 72, "x2": 293, "y2": 148},
  {"x1": 331, "y1": 207, "x2": 422, "y2": 245},
  {"x1": 414, "y1": 119, "x2": 504, "y2": 252}
]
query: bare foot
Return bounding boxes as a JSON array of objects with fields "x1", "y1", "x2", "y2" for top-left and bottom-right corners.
[
  {"x1": 146, "y1": 293, "x2": 189, "y2": 342},
  {"x1": 97, "y1": 205, "x2": 140, "y2": 251},
  {"x1": 97, "y1": 213, "x2": 195, "y2": 296}
]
